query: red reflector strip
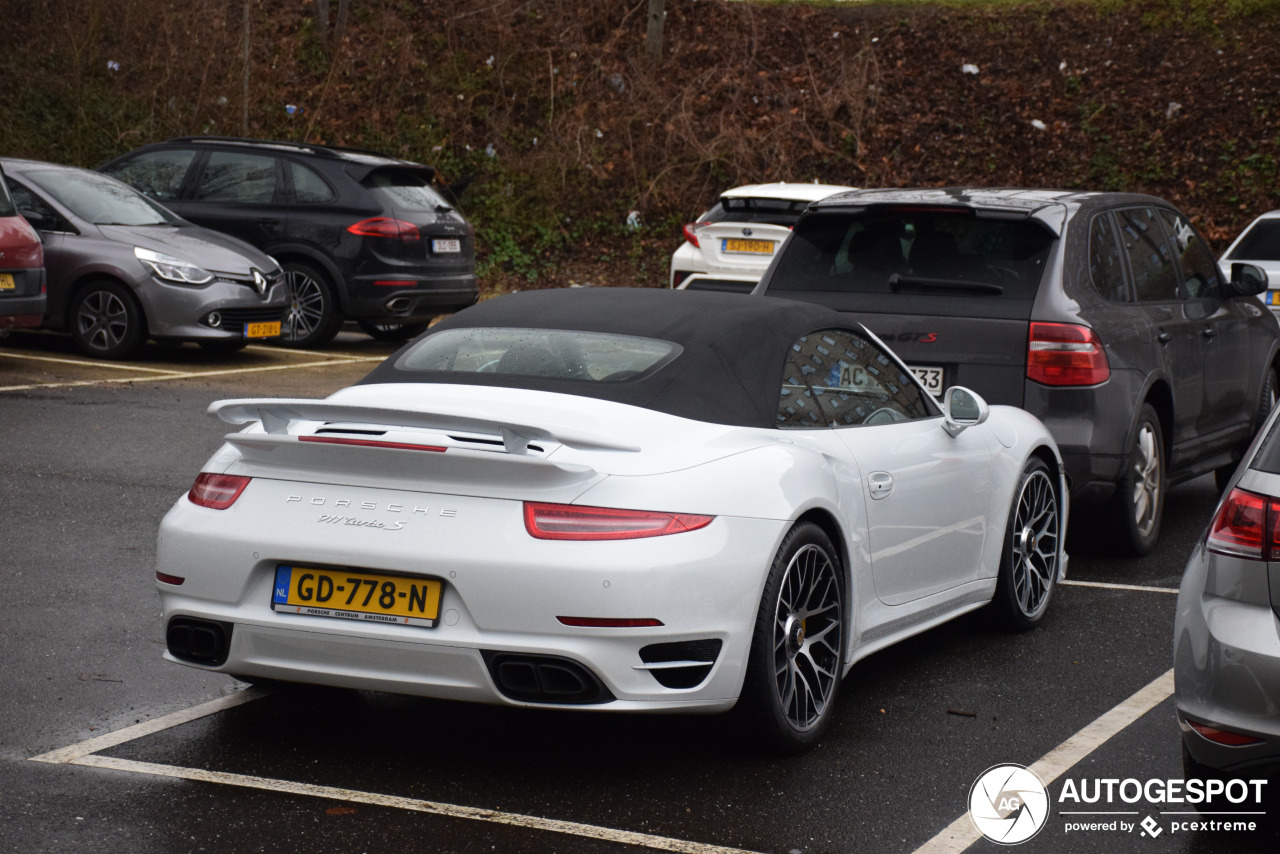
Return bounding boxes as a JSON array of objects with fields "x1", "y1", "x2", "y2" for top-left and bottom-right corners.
[
  {"x1": 557, "y1": 617, "x2": 665, "y2": 628},
  {"x1": 524, "y1": 502, "x2": 714, "y2": 540},
  {"x1": 188, "y1": 472, "x2": 251, "y2": 509},
  {"x1": 1187, "y1": 719, "x2": 1266, "y2": 746},
  {"x1": 299, "y1": 436, "x2": 447, "y2": 452},
  {"x1": 155, "y1": 572, "x2": 185, "y2": 586}
]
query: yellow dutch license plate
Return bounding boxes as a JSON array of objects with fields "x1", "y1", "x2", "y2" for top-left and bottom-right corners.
[
  {"x1": 245, "y1": 321, "x2": 282, "y2": 338},
  {"x1": 0, "y1": 273, "x2": 14, "y2": 291},
  {"x1": 272, "y1": 565, "x2": 443, "y2": 627},
  {"x1": 722, "y1": 239, "x2": 774, "y2": 255}
]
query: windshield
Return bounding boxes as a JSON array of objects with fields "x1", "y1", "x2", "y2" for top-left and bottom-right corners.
[
  {"x1": 395, "y1": 327, "x2": 680, "y2": 382},
  {"x1": 768, "y1": 208, "x2": 1054, "y2": 299},
  {"x1": 23, "y1": 169, "x2": 183, "y2": 226},
  {"x1": 1227, "y1": 219, "x2": 1280, "y2": 262}
]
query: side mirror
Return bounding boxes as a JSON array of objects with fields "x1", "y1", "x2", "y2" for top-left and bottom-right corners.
[
  {"x1": 19, "y1": 208, "x2": 48, "y2": 231},
  {"x1": 942, "y1": 386, "x2": 989, "y2": 437},
  {"x1": 1229, "y1": 262, "x2": 1269, "y2": 297}
]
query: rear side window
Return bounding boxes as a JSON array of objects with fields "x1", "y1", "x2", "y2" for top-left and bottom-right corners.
[
  {"x1": 395, "y1": 327, "x2": 679, "y2": 382},
  {"x1": 1117, "y1": 207, "x2": 1178, "y2": 301},
  {"x1": 703, "y1": 197, "x2": 814, "y2": 227},
  {"x1": 0, "y1": 172, "x2": 15, "y2": 216},
  {"x1": 6, "y1": 180, "x2": 67, "y2": 230},
  {"x1": 1158, "y1": 209, "x2": 1222, "y2": 299},
  {"x1": 768, "y1": 210, "x2": 1053, "y2": 301},
  {"x1": 778, "y1": 328, "x2": 931, "y2": 428},
  {"x1": 289, "y1": 161, "x2": 337, "y2": 204},
  {"x1": 1227, "y1": 219, "x2": 1280, "y2": 261},
  {"x1": 195, "y1": 152, "x2": 278, "y2": 203},
  {"x1": 101, "y1": 149, "x2": 195, "y2": 201},
  {"x1": 363, "y1": 169, "x2": 451, "y2": 212},
  {"x1": 1088, "y1": 213, "x2": 1128, "y2": 302}
]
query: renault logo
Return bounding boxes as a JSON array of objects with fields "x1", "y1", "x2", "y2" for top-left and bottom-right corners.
[{"x1": 252, "y1": 269, "x2": 267, "y2": 296}]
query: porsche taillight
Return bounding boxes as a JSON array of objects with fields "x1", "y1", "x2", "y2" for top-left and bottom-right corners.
[
  {"x1": 188, "y1": 473, "x2": 251, "y2": 510},
  {"x1": 523, "y1": 502, "x2": 713, "y2": 540},
  {"x1": 347, "y1": 217, "x2": 421, "y2": 242},
  {"x1": 1027, "y1": 322, "x2": 1110, "y2": 386},
  {"x1": 1206, "y1": 487, "x2": 1280, "y2": 560}
]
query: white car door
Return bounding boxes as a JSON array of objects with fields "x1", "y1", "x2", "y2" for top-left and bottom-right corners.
[{"x1": 778, "y1": 327, "x2": 996, "y2": 607}]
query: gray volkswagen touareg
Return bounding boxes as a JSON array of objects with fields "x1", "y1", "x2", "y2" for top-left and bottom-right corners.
[{"x1": 753, "y1": 188, "x2": 1279, "y2": 555}]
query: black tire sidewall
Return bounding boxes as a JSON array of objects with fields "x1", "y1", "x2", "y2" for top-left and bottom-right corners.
[
  {"x1": 70, "y1": 280, "x2": 145, "y2": 359},
  {"x1": 1114, "y1": 403, "x2": 1165, "y2": 556},
  {"x1": 992, "y1": 456, "x2": 1057, "y2": 631},
  {"x1": 281, "y1": 261, "x2": 342, "y2": 348}
]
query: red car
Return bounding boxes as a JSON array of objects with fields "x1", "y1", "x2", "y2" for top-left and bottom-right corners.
[{"x1": 0, "y1": 163, "x2": 44, "y2": 335}]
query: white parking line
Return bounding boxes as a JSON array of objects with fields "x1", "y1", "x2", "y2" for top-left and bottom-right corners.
[
  {"x1": 911, "y1": 669, "x2": 1176, "y2": 854},
  {"x1": 1061, "y1": 579, "x2": 1179, "y2": 594},
  {"x1": 0, "y1": 351, "x2": 187, "y2": 374},
  {"x1": 0, "y1": 357, "x2": 385, "y2": 393},
  {"x1": 32, "y1": 689, "x2": 761, "y2": 854}
]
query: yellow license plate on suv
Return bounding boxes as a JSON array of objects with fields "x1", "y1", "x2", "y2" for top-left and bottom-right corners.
[
  {"x1": 272, "y1": 565, "x2": 443, "y2": 627},
  {"x1": 722, "y1": 239, "x2": 774, "y2": 255},
  {"x1": 245, "y1": 321, "x2": 282, "y2": 338}
]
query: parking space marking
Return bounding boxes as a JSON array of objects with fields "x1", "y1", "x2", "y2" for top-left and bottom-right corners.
[
  {"x1": 0, "y1": 351, "x2": 188, "y2": 374},
  {"x1": 32, "y1": 689, "x2": 761, "y2": 854},
  {"x1": 0, "y1": 356, "x2": 385, "y2": 393},
  {"x1": 1061, "y1": 579, "x2": 1179, "y2": 594},
  {"x1": 911, "y1": 668, "x2": 1176, "y2": 854}
]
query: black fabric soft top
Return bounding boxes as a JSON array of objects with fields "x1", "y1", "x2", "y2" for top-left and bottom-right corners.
[{"x1": 358, "y1": 287, "x2": 871, "y2": 428}]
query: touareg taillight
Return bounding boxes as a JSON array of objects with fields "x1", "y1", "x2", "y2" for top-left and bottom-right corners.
[{"x1": 1027, "y1": 322, "x2": 1110, "y2": 386}]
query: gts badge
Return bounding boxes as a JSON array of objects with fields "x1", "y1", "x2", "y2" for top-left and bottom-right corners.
[{"x1": 890, "y1": 332, "x2": 938, "y2": 343}]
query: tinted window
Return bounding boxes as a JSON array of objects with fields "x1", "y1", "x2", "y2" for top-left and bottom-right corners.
[
  {"x1": 1117, "y1": 207, "x2": 1178, "y2": 301},
  {"x1": 768, "y1": 210, "x2": 1053, "y2": 300},
  {"x1": 290, "y1": 160, "x2": 337, "y2": 204},
  {"x1": 702, "y1": 197, "x2": 813, "y2": 227},
  {"x1": 1227, "y1": 219, "x2": 1280, "y2": 261},
  {"x1": 101, "y1": 149, "x2": 195, "y2": 201},
  {"x1": 1158, "y1": 209, "x2": 1222, "y2": 299},
  {"x1": 395, "y1": 328, "x2": 679, "y2": 382},
  {"x1": 1088, "y1": 213, "x2": 1128, "y2": 302},
  {"x1": 6, "y1": 179, "x2": 67, "y2": 229},
  {"x1": 195, "y1": 152, "x2": 278, "y2": 203},
  {"x1": 364, "y1": 169, "x2": 451, "y2": 212},
  {"x1": 778, "y1": 328, "x2": 930, "y2": 428},
  {"x1": 0, "y1": 170, "x2": 15, "y2": 217},
  {"x1": 21, "y1": 169, "x2": 182, "y2": 226}
]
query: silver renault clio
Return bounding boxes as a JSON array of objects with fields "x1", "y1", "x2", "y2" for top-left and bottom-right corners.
[
  {"x1": 1175, "y1": 400, "x2": 1280, "y2": 795},
  {"x1": 1, "y1": 158, "x2": 287, "y2": 358}
]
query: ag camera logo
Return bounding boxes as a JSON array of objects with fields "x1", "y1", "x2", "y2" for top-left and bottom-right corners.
[{"x1": 969, "y1": 764, "x2": 1051, "y2": 845}]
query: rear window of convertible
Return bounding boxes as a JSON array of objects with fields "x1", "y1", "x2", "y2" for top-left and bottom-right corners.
[{"x1": 394, "y1": 328, "x2": 681, "y2": 382}]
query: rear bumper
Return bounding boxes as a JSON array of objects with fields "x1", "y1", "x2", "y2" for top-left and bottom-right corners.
[{"x1": 344, "y1": 275, "x2": 479, "y2": 321}]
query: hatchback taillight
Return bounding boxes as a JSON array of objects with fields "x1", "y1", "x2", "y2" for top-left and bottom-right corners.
[
  {"x1": 682, "y1": 223, "x2": 701, "y2": 248},
  {"x1": 1206, "y1": 487, "x2": 1280, "y2": 560},
  {"x1": 188, "y1": 473, "x2": 251, "y2": 510},
  {"x1": 347, "y1": 217, "x2": 421, "y2": 242},
  {"x1": 524, "y1": 502, "x2": 713, "y2": 540},
  {"x1": 1027, "y1": 322, "x2": 1110, "y2": 386}
]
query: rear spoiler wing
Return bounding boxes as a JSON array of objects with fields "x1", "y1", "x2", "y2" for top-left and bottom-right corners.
[{"x1": 209, "y1": 398, "x2": 640, "y2": 456}]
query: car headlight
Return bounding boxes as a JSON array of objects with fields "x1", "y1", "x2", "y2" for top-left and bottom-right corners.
[{"x1": 134, "y1": 247, "x2": 214, "y2": 285}]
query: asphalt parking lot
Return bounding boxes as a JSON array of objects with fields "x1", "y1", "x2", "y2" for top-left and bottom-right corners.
[{"x1": 1, "y1": 327, "x2": 1276, "y2": 854}]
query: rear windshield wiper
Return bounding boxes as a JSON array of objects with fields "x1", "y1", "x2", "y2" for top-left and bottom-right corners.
[{"x1": 888, "y1": 273, "x2": 1004, "y2": 295}]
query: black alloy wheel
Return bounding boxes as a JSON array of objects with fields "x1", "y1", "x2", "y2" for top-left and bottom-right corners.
[
  {"x1": 70, "y1": 280, "x2": 146, "y2": 359},
  {"x1": 281, "y1": 261, "x2": 342, "y2": 348},
  {"x1": 991, "y1": 457, "x2": 1060, "y2": 629}
]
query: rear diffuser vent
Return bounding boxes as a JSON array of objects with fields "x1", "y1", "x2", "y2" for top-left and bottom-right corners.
[{"x1": 638, "y1": 639, "x2": 723, "y2": 689}]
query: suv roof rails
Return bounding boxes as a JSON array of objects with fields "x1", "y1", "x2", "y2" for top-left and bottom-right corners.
[{"x1": 163, "y1": 136, "x2": 412, "y2": 163}]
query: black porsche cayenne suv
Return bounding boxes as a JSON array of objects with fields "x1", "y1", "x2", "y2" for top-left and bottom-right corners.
[
  {"x1": 753, "y1": 188, "x2": 1279, "y2": 555},
  {"x1": 99, "y1": 137, "x2": 477, "y2": 347}
]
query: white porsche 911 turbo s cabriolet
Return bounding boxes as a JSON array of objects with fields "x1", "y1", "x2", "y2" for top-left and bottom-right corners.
[{"x1": 156, "y1": 287, "x2": 1068, "y2": 749}]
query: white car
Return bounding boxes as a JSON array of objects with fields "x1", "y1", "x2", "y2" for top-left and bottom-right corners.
[
  {"x1": 156, "y1": 287, "x2": 1067, "y2": 749},
  {"x1": 1219, "y1": 209, "x2": 1280, "y2": 314},
  {"x1": 670, "y1": 183, "x2": 857, "y2": 291}
]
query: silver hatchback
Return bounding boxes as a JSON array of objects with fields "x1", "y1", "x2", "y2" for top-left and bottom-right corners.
[
  {"x1": 1, "y1": 158, "x2": 287, "y2": 358},
  {"x1": 1175, "y1": 400, "x2": 1280, "y2": 796}
]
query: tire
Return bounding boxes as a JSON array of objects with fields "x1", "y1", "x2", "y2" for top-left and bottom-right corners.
[
  {"x1": 357, "y1": 319, "x2": 430, "y2": 342},
  {"x1": 740, "y1": 521, "x2": 845, "y2": 752},
  {"x1": 1109, "y1": 403, "x2": 1165, "y2": 556},
  {"x1": 991, "y1": 457, "x2": 1060, "y2": 630},
  {"x1": 280, "y1": 262, "x2": 341, "y2": 348},
  {"x1": 70, "y1": 280, "x2": 146, "y2": 359}
]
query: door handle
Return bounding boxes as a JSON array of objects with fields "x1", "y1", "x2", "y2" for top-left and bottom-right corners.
[
  {"x1": 868, "y1": 471, "x2": 894, "y2": 500},
  {"x1": 1157, "y1": 331, "x2": 1171, "y2": 344},
  {"x1": 1202, "y1": 327, "x2": 1218, "y2": 339}
]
